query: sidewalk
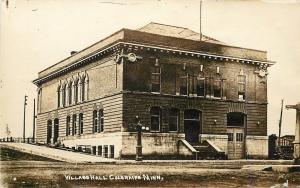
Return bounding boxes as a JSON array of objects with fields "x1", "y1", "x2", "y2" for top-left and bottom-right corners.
[{"x1": 0, "y1": 143, "x2": 115, "y2": 163}]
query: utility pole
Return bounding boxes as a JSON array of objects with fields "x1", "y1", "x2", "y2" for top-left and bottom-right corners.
[
  {"x1": 23, "y1": 95, "x2": 28, "y2": 143},
  {"x1": 33, "y1": 98, "x2": 36, "y2": 143},
  {"x1": 278, "y1": 99, "x2": 284, "y2": 146}
]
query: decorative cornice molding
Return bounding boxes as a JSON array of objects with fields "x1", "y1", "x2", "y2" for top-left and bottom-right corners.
[{"x1": 33, "y1": 41, "x2": 275, "y2": 85}]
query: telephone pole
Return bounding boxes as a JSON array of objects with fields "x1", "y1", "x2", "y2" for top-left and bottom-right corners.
[
  {"x1": 23, "y1": 95, "x2": 28, "y2": 143},
  {"x1": 278, "y1": 99, "x2": 283, "y2": 146},
  {"x1": 33, "y1": 98, "x2": 36, "y2": 142}
]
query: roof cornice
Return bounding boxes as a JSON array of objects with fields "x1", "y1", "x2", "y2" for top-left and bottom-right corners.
[{"x1": 33, "y1": 41, "x2": 275, "y2": 85}]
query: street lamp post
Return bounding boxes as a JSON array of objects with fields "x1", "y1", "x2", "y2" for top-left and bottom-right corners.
[{"x1": 135, "y1": 116, "x2": 143, "y2": 161}]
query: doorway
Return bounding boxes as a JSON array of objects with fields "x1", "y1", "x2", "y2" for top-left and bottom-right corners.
[
  {"x1": 184, "y1": 109, "x2": 201, "y2": 143},
  {"x1": 227, "y1": 112, "x2": 245, "y2": 159}
]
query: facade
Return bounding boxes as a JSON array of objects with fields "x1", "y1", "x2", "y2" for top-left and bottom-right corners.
[{"x1": 33, "y1": 23, "x2": 274, "y2": 159}]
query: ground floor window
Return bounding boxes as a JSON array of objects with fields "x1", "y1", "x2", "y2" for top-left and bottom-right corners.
[
  {"x1": 227, "y1": 112, "x2": 245, "y2": 127},
  {"x1": 169, "y1": 108, "x2": 179, "y2": 132},
  {"x1": 150, "y1": 107, "x2": 161, "y2": 132},
  {"x1": 98, "y1": 146, "x2": 102, "y2": 156},
  {"x1": 104, "y1": 145, "x2": 108, "y2": 158},
  {"x1": 110, "y1": 145, "x2": 114, "y2": 158}
]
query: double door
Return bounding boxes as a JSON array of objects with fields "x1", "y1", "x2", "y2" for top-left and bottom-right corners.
[{"x1": 227, "y1": 128, "x2": 244, "y2": 159}]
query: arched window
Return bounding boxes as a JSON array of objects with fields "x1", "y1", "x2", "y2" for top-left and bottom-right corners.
[
  {"x1": 68, "y1": 81, "x2": 73, "y2": 105},
  {"x1": 74, "y1": 79, "x2": 79, "y2": 104},
  {"x1": 150, "y1": 107, "x2": 161, "y2": 132},
  {"x1": 57, "y1": 85, "x2": 61, "y2": 107},
  {"x1": 66, "y1": 116, "x2": 71, "y2": 136},
  {"x1": 93, "y1": 110, "x2": 98, "y2": 133},
  {"x1": 62, "y1": 83, "x2": 66, "y2": 107},
  {"x1": 99, "y1": 109, "x2": 104, "y2": 132},
  {"x1": 169, "y1": 108, "x2": 179, "y2": 132},
  {"x1": 81, "y1": 76, "x2": 86, "y2": 102},
  {"x1": 79, "y1": 113, "x2": 84, "y2": 135}
]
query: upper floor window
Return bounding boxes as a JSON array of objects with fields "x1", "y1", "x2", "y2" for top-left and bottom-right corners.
[
  {"x1": 238, "y1": 74, "x2": 246, "y2": 100},
  {"x1": 189, "y1": 75, "x2": 205, "y2": 96},
  {"x1": 79, "y1": 113, "x2": 83, "y2": 135},
  {"x1": 169, "y1": 108, "x2": 179, "y2": 132},
  {"x1": 179, "y1": 74, "x2": 188, "y2": 95},
  {"x1": 213, "y1": 79, "x2": 222, "y2": 98},
  {"x1": 81, "y1": 76, "x2": 86, "y2": 101},
  {"x1": 151, "y1": 66, "x2": 161, "y2": 93},
  {"x1": 57, "y1": 85, "x2": 61, "y2": 108},
  {"x1": 68, "y1": 81, "x2": 73, "y2": 105},
  {"x1": 74, "y1": 79, "x2": 79, "y2": 104},
  {"x1": 62, "y1": 84, "x2": 66, "y2": 107},
  {"x1": 150, "y1": 107, "x2": 161, "y2": 132}
]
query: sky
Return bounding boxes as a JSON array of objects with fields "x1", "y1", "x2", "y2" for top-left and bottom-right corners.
[{"x1": 0, "y1": 0, "x2": 299, "y2": 138}]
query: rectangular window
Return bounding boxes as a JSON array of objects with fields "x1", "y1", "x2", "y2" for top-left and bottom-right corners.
[
  {"x1": 98, "y1": 145, "x2": 102, "y2": 156},
  {"x1": 99, "y1": 109, "x2": 104, "y2": 133},
  {"x1": 196, "y1": 78, "x2": 205, "y2": 96},
  {"x1": 151, "y1": 66, "x2": 161, "y2": 92},
  {"x1": 150, "y1": 107, "x2": 161, "y2": 132},
  {"x1": 110, "y1": 145, "x2": 114, "y2": 158},
  {"x1": 213, "y1": 80, "x2": 221, "y2": 98},
  {"x1": 104, "y1": 145, "x2": 108, "y2": 158},
  {"x1": 228, "y1": 133, "x2": 234, "y2": 141},
  {"x1": 72, "y1": 114, "x2": 77, "y2": 135},
  {"x1": 238, "y1": 75, "x2": 246, "y2": 100},
  {"x1": 179, "y1": 75, "x2": 188, "y2": 95},
  {"x1": 236, "y1": 133, "x2": 243, "y2": 142},
  {"x1": 93, "y1": 110, "x2": 98, "y2": 133},
  {"x1": 66, "y1": 116, "x2": 70, "y2": 136},
  {"x1": 92, "y1": 146, "x2": 96, "y2": 155},
  {"x1": 169, "y1": 109, "x2": 179, "y2": 132},
  {"x1": 79, "y1": 113, "x2": 83, "y2": 135}
]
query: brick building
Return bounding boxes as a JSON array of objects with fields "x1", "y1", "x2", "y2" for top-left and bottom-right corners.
[{"x1": 33, "y1": 23, "x2": 274, "y2": 159}]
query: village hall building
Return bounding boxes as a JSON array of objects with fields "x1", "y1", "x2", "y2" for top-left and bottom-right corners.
[{"x1": 33, "y1": 23, "x2": 274, "y2": 160}]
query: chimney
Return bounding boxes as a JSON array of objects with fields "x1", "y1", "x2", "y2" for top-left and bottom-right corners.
[{"x1": 70, "y1": 51, "x2": 77, "y2": 55}]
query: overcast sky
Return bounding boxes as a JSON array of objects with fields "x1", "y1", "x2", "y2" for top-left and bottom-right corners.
[{"x1": 0, "y1": 0, "x2": 299, "y2": 138}]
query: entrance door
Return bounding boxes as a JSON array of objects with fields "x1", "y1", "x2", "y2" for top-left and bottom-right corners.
[
  {"x1": 53, "y1": 119, "x2": 59, "y2": 144},
  {"x1": 47, "y1": 120, "x2": 52, "y2": 144},
  {"x1": 184, "y1": 109, "x2": 201, "y2": 143},
  {"x1": 227, "y1": 128, "x2": 244, "y2": 159}
]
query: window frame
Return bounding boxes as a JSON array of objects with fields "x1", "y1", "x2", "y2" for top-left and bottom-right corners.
[
  {"x1": 150, "y1": 66, "x2": 161, "y2": 93},
  {"x1": 168, "y1": 108, "x2": 179, "y2": 132},
  {"x1": 150, "y1": 107, "x2": 161, "y2": 132},
  {"x1": 238, "y1": 74, "x2": 246, "y2": 101}
]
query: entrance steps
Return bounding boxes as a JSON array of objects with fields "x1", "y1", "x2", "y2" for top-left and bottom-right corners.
[{"x1": 192, "y1": 141, "x2": 226, "y2": 160}]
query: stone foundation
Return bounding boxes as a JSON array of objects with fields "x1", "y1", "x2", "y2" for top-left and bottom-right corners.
[{"x1": 246, "y1": 135, "x2": 268, "y2": 159}]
